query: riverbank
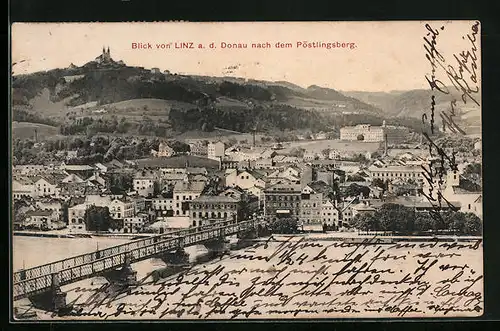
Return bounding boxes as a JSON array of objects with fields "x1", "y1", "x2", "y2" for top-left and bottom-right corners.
[{"x1": 13, "y1": 230, "x2": 153, "y2": 240}]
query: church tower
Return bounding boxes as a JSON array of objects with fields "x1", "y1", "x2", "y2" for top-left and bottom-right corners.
[
  {"x1": 104, "y1": 46, "x2": 111, "y2": 61},
  {"x1": 447, "y1": 169, "x2": 460, "y2": 188}
]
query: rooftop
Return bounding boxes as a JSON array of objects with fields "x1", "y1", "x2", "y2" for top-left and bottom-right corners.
[
  {"x1": 173, "y1": 180, "x2": 206, "y2": 193},
  {"x1": 193, "y1": 195, "x2": 239, "y2": 203},
  {"x1": 26, "y1": 210, "x2": 56, "y2": 217},
  {"x1": 307, "y1": 180, "x2": 332, "y2": 195}
]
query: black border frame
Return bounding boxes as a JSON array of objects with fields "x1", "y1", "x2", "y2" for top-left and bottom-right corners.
[{"x1": 7, "y1": 0, "x2": 500, "y2": 330}]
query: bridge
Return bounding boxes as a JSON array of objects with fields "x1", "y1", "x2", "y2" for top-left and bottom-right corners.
[{"x1": 12, "y1": 218, "x2": 266, "y2": 310}]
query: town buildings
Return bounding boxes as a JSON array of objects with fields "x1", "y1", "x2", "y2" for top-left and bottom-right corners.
[
  {"x1": 189, "y1": 141, "x2": 208, "y2": 157},
  {"x1": 264, "y1": 180, "x2": 302, "y2": 220},
  {"x1": 225, "y1": 169, "x2": 266, "y2": 190},
  {"x1": 109, "y1": 198, "x2": 135, "y2": 220},
  {"x1": 155, "y1": 142, "x2": 175, "y2": 158},
  {"x1": 11, "y1": 122, "x2": 482, "y2": 236},
  {"x1": 340, "y1": 124, "x2": 385, "y2": 142},
  {"x1": 173, "y1": 181, "x2": 206, "y2": 216},
  {"x1": 368, "y1": 164, "x2": 425, "y2": 183},
  {"x1": 133, "y1": 169, "x2": 158, "y2": 197},
  {"x1": 300, "y1": 181, "x2": 332, "y2": 225},
  {"x1": 208, "y1": 141, "x2": 225, "y2": 160},
  {"x1": 24, "y1": 210, "x2": 63, "y2": 230},
  {"x1": 340, "y1": 121, "x2": 410, "y2": 144},
  {"x1": 190, "y1": 195, "x2": 240, "y2": 227}
]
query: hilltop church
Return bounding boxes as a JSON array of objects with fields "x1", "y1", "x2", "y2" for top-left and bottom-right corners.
[
  {"x1": 95, "y1": 46, "x2": 112, "y2": 64},
  {"x1": 91, "y1": 46, "x2": 125, "y2": 67}
]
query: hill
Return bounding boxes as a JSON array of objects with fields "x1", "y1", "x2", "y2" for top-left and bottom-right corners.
[
  {"x1": 343, "y1": 89, "x2": 481, "y2": 135},
  {"x1": 12, "y1": 51, "x2": 425, "y2": 138},
  {"x1": 12, "y1": 121, "x2": 61, "y2": 140}
]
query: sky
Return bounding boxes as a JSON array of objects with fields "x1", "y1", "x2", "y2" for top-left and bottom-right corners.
[{"x1": 11, "y1": 21, "x2": 481, "y2": 92}]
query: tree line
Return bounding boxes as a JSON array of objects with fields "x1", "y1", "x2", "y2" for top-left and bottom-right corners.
[
  {"x1": 169, "y1": 105, "x2": 331, "y2": 133},
  {"x1": 12, "y1": 135, "x2": 189, "y2": 165},
  {"x1": 349, "y1": 203, "x2": 482, "y2": 236}
]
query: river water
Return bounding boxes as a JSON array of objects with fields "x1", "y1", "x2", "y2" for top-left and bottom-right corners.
[
  {"x1": 12, "y1": 235, "x2": 213, "y2": 271},
  {"x1": 13, "y1": 236, "x2": 131, "y2": 271}
]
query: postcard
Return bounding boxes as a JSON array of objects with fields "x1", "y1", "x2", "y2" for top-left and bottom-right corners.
[{"x1": 10, "y1": 21, "x2": 482, "y2": 320}]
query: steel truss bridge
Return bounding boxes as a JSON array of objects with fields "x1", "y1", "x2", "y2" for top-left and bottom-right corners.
[{"x1": 13, "y1": 218, "x2": 264, "y2": 301}]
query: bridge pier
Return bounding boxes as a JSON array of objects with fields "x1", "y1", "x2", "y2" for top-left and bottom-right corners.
[
  {"x1": 29, "y1": 273, "x2": 72, "y2": 315},
  {"x1": 233, "y1": 224, "x2": 270, "y2": 249},
  {"x1": 160, "y1": 248, "x2": 190, "y2": 266},
  {"x1": 104, "y1": 254, "x2": 138, "y2": 288},
  {"x1": 203, "y1": 238, "x2": 230, "y2": 258},
  {"x1": 151, "y1": 248, "x2": 191, "y2": 282}
]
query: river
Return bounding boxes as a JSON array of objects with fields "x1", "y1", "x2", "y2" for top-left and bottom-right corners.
[{"x1": 12, "y1": 236, "x2": 131, "y2": 271}]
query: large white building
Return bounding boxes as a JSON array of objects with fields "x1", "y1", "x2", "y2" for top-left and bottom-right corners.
[
  {"x1": 133, "y1": 169, "x2": 158, "y2": 197},
  {"x1": 190, "y1": 195, "x2": 240, "y2": 227},
  {"x1": 225, "y1": 169, "x2": 266, "y2": 190},
  {"x1": 340, "y1": 121, "x2": 410, "y2": 144},
  {"x1": 340, "y1": 124, "x2": 385, "y2": 142},
  {"x1": 156, "y1": 142, "x2": 175, "y2": 158},
  {"x1": 12, "y1": 178, "x2": 35, "y2": 200},
  {"x1": 109, "y1": 198, "x2": 135, "y2": 220},
  {"x1": 173, "y1": 181, "x2": 206, "y2": 216},
  {"x1": 68, "y1": 203, "x2": 88, "y2": 232},
  {"x1": 368, "y1": 164, "x2": 425, "y2": 182},
  {"x1": 208, "y1": 141, "x2": 225, "y2": 160}
]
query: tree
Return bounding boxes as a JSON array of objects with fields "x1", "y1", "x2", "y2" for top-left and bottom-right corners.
[
  {"x1": 463, "y1": 163, "x2": 482, "y2": 181},
  {"x1": 321, "y1": 148, "x2": 331, "y2": 158},
  {"x1": 109, "y1": 173, "x2": 133, "y2": 194},
  {"x1": 372, "y1": 178, "x2": 387, "y2": 191},
  {"x1": 169, "y1": 140, "x2": 190, "y2": 154},
  {"x1": 414, "y1": 212, "x2": 433, "y2": 233},
  {"x1": 343, "y1": 183, "x2": 370, "y2": 198},
  {"x1": 61, "y1": 201, "x2": 70, "y2": 223},
  {"x1": 445, "y1": 211, "x2": 467, "y2": 235},
  {"x1": 84, "y1": 206, "x2": 112, "y2": 232},
  {"x1": 351, "y1": 213, "x2": 377, "y2": 233},
  {"x1": 375, "y1": 203, "x2": 415, "y2": 234},
  {"x1": 153, "y1": 181, "x2": 161, "y2": 197},
  {"x1": 328, "y1": 179, "x2": 342, "y2": 204},
  {"x1": 351, "y1": 153, "x2": 369, "y2": 164},
  {"x1": 357, "y1": 134, "x2": 364, "y2": 141},
  {"x1": 347, "y1": 174, "x2": 366, "y2": 182},
  {"x1": 463, "y1": 213, "x2": 482, "y2": 235},
  {"x1": 269, "y1": 217, "x2": 299, "y2": 234}
]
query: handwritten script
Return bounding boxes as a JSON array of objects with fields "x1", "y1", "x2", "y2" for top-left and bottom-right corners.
[
  {"x1": 421, "y1": 21, "x2": 481, "y2": 221},
  {"x1": 55, "y1": 236, "x2": 483, "y2": 319}
]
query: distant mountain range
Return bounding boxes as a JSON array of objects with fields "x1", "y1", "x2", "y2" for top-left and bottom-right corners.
[
  {"x1": 11, "y1": 50, "x2": 479, "y2": 135},
  {"x1": 343, "y1": 89, "x2": 481, "y2": 135}
]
